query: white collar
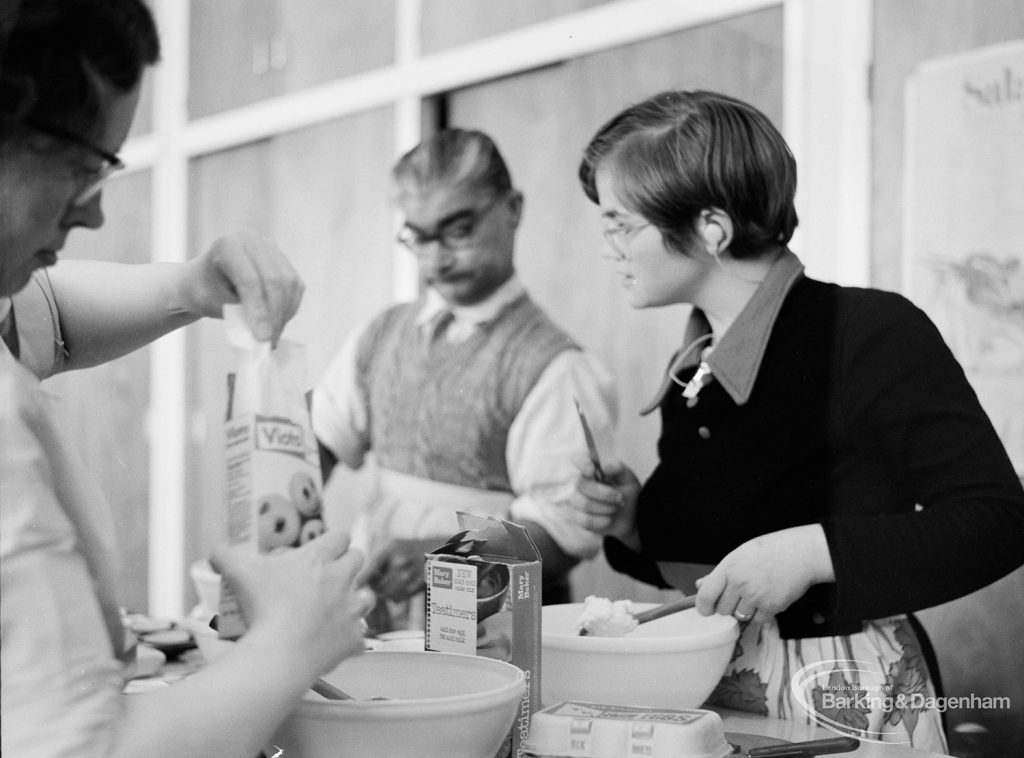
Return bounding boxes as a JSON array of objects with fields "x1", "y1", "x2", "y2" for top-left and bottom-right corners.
[
  {"x1": 639, "y1": 249, "x2": 805, "y2": 414},
  {"x1": 416, "y1": 275, "x2": 525, "y2": 329}
]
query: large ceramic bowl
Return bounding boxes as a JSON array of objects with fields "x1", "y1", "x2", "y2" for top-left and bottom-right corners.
[
  {"x1": 541, "y1": 603, "x2": 739, "y2": 709},
  {"x1": 268, "y1": 651, "x2": 526, "y2": 758}
]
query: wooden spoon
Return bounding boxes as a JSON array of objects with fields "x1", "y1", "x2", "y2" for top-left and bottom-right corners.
[
  {"x1": 311, "y1": 678, "x2": 354, "y2": 700},
  {"x1": 578, "y1": 594, "x2": 698, "y2": 636},
  {"x1": 632, "y1": 594, "x2": 698, "y2": 625}
]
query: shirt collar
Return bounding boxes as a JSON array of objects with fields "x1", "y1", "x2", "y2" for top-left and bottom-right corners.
[
  {"x1": 416, "y1": 275, "x2": 525, "y2": 329},
  {"x1": 641, "y1": 249, "x2": 804, "y2": 413}
]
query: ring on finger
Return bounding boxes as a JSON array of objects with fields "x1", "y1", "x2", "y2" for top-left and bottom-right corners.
[{"x1": 733, "y1": 609, "x2": 755, "y2": 623}]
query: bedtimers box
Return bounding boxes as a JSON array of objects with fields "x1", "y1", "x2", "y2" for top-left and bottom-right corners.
[{"x1": 425, "y1": 514, "x2": 542, "y2": 758}]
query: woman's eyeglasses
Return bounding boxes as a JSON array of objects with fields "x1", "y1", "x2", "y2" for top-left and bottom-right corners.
[
  {"x1": 29, "y1": 121, "x2": 125, "y2": 207},
  {"x1": 601, "y1": 220, "x2": 650, "y2": 259}
]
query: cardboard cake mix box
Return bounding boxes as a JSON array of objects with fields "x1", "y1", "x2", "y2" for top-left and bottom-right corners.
[
  {"x1": 425, "y1": 513, "x2": 542, "y2": 758},
  {"x1": 217, "y1": 307, "x2": 324, "y2": 639}
]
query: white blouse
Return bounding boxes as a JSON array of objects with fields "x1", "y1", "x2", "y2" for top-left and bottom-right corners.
[{"x1": 1, "y1": 337, "x2": 126, "y2": 756}]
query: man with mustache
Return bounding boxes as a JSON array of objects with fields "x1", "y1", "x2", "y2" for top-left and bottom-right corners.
[{"x1": 313, "y1": 129, "x2": 616, "y2": 630}]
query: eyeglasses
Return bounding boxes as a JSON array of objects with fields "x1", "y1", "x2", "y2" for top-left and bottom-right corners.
[
  {"x1": 29, "y1": 121, "x2": 125, "y2": 207},
  {"x1": 602, "y1": 220, "x2": 651, "y2": 259},
  {"x1": 396, "y1": 192, "x2": 506, "y2": 253}
]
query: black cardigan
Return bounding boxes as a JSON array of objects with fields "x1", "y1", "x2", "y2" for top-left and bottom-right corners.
[{"x1": 606, "y1": 276, "x2": 1024, "y2": 638}]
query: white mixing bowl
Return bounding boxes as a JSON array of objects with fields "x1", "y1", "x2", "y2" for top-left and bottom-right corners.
[
  {"x1": 268, "y1": 651, "x2": 525, "y2": 758},
  {"x1": 542, "y1": 602, "x2": 739, "y2": 709}
]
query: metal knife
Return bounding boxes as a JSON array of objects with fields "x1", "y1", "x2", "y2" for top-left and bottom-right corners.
[
  {"x1": 573, "y1": 398, "x2": 607, "y2": 483},
  {"x1": 732, "y1": 736, "x2": 860, "y2": 758}
]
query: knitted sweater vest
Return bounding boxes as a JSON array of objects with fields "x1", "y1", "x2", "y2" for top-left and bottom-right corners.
[{"x1": 355, "y1": 293, "x2": 578, "y2": 491}]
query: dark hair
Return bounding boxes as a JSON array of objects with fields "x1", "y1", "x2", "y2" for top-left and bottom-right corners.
[
  {"x1": 579, "y1": 90, "x2": 798, "y2": 259},
  {"x1": 392, "y1": 128, "x2": 513, "y2": 197},
  {"x1": 0, "y1": 0, "x2": 160, "y2": 139}
]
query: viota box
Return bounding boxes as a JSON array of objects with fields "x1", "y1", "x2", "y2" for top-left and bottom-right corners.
[
  {"x1": 425, "y1": 513, "x2": 542, "y2": 757},
  {"x1": 217, "y1": 306, "x2": 325, "y2": 640}
]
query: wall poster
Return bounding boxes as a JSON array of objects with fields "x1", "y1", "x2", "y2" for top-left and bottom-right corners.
[{"x1": 903, "y1": 40, "x2": 1024, "y2": 473}]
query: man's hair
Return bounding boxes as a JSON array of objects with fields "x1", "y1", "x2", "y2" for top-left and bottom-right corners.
[
  {"x1": 392, "y1": 128, "x2": 513, "y2": 197},
  {"x1": 0, "y1": 0, "x2": 160, "y2": 139},
  {"x1": 578, "y1": 89, "x2": 798, "y2": 259}
]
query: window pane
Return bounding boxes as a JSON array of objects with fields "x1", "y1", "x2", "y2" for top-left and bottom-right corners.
[{"x1": 189, "y1": 0, "x2": 395, "y2": 119}]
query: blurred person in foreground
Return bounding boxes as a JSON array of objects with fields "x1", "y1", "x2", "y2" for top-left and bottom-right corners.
[
  {"x1": 566, "y1": 89, "x2": 1024, "y2": 751},
  {"x1": 312, "y1": 129, "x2": 616, "y2": 631},
  {"x1": 0, "y1": 2, "x2": 373, "y2": 756}
]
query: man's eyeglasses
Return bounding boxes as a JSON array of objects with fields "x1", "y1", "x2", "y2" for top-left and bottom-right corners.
[
  {"x1": 396, "y1": 192, "x2": 506, "y2": 252},
  {"x1": 29, "y1": 121, "x2": 125, "y2": 207},
  {"x1": 601, "y1": 220, "x2": 651, "y2": 259}
]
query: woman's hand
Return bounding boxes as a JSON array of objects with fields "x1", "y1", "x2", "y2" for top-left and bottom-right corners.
[
  {"x1": 694, "y1": 524, "x2": 835, "y2": 625},
  {"x1": 564, "y1": 456, "x2": 643, "y2": 548},
  {"x1": 183, "y1": 230, "x2": 304, "y2": 345},
  {"x1": 211, "y1": 529, "x2": 375, "y2": 678},
  {"x1": 116, "y1": 532, "x2": 373, "y2": 757}
]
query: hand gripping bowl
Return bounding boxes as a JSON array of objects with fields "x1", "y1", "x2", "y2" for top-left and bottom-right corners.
[
  {"x1": 268, "y1": 651, "x2": 526, "y2": 758},
  {"x1": 542, "y1": 603, "x2": 739, "y2": 709}
]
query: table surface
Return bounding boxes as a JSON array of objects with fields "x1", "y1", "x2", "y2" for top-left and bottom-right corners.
[
  {"x1": 132, "y1": 643, "x2": 954, "y2": 758},
  {"x1": 711, "y1": 707, "x2": 953, "y2": 758}
]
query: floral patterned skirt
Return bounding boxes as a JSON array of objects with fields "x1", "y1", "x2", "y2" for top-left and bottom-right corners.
[{"x1": 706, "y1": 616, "x2": 948, "y2": 752}]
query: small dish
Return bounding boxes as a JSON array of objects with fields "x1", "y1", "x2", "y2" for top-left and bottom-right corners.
[
  {"x1": 138, "y1": 627, "x2": 196, "y2": 660},
  {"x1": 126, "y1": 613, "x2": 174, "y2": 635}
]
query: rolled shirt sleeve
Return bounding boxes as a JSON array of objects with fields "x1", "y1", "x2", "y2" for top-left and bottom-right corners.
[
  {"x1": 10, "y1": 270, "x2": 67, "y2": 380},
  {"x1": 507, "y1": 349, "x2": 617, "y2": 558},
  {"x1": 311, "y1": 322, "x2": 373, "y2": 470}
]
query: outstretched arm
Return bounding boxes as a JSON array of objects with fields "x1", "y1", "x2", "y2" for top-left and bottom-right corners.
[
  {"x1": 311, "y1": 320, "x2": 375, "y2": 479},
  {"x1": 46, "y1": 231, "x2": 303, "y2": 371}
]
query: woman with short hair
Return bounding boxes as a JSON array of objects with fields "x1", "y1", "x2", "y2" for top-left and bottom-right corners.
[{"x1": 568, "y1": 89, "x2": 1024, "y2": 750}]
